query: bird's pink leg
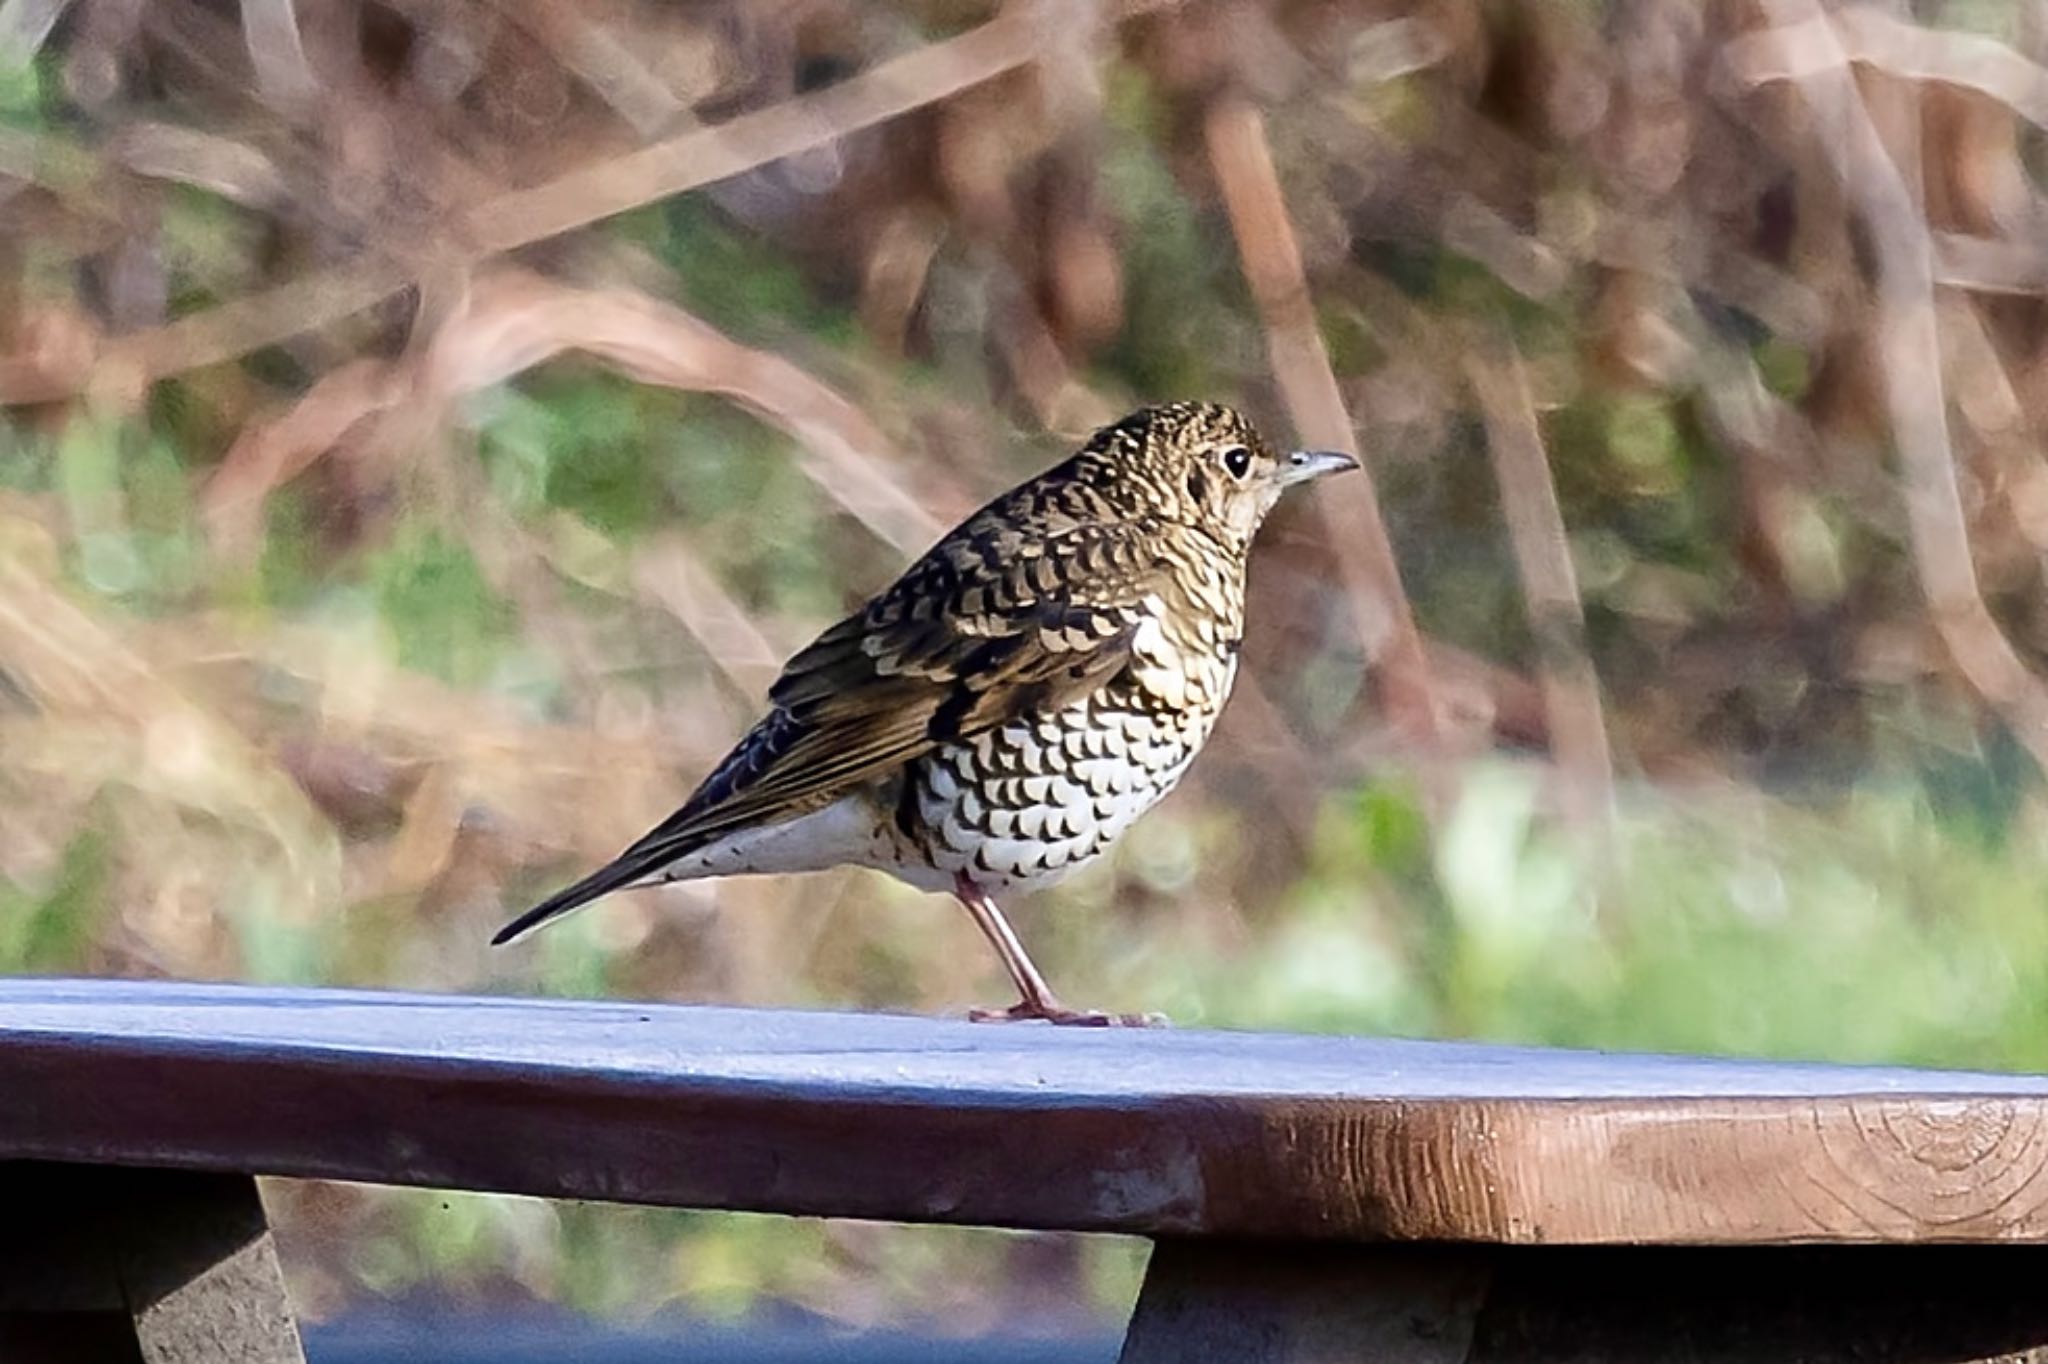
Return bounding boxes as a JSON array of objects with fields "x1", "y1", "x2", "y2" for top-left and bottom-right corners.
[{"x1": 951, "y1": 873, "x2": 1160, "y2": 1027}]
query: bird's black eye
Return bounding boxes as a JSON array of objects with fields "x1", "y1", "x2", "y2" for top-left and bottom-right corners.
[{"x1": 1221, "y1": 446, "x2": 1252, "y2": 479}]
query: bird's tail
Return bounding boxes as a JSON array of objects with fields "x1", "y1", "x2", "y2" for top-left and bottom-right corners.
[{"x1": 490, "y1": 845, "x2": 680, "y2": 946}]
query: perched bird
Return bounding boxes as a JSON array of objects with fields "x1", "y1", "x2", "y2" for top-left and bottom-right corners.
[{"x1": 493, "y1": 402, "x2": 1356, "y2": 1024}]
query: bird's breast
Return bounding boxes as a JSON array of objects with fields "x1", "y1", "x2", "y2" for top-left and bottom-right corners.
[
  {"x1": 903, "y1": 631, "x2": 1239, "y2": 896},
  {"x1": 1128, "y1": 586, "x2": 1240, "y2": 714}
]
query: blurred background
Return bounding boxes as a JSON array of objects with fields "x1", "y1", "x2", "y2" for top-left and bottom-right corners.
[{"x1": 6, "y1": 0, "x2": 2048, "y2": 1353}]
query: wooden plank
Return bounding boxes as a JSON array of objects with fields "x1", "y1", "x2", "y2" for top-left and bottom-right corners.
[
  {"x1": 1119, "y1": 1241, "x2": 1488, "y2": 1363},
  {"x1": 0, "y1": 1162, "x2": 305, "y2": 1364},
  {"x1": 3, "y1": 979, "x2": 2048, "y2": 1243},
  {"x1": 115, "y1": 1169, "x2": 306, "y2": 1364},
  {"x1": 1121, "y1": 1241, "x2": 2048, "y2": 1362}
]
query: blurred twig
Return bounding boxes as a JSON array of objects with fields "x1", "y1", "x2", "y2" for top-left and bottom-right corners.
[
  {"x1": 239, "y1": 0, "x2": 317, "y2": 109},
  {"x1": 202, "y1": 358, "x2": 400, "y2": 555},
  {"x1": 0, "y1": 539, "x2": 341, "y2": 921},
  {"x1": 1936, "y1": 293, "x2": 2048, "y2": 566},
  {"x1": 1755, "y1": 0, "x2": 2048, "y2": 773},
  {"x1": 1932, "y1": 232, "x2": 2048, "y2": 295},
  {"x1": 0, "y1": 262, "x2": 413, "y2": 403},
  {"x1": 433, "y1": 271, "x2": 936, "y2": 552},
  {"x1": 1466, "y1": 343, "x2": 1615, "y2": 824},
  {"x1": 631, "y1": 535, "x2": 795, "y2": 700},
  {"x1": 0, "y1": 0, "x2": 70, "y2": 64},
  {"x1": 1442, "y1": 196, "x2": 1570, "y2": 301},
  {"x1": 203, "y1": 270, "x2": 936, "y2": 559},
  {"x1": 108, "y1": 122, "x2": 292, "y2": 209},
  {"x1": 492, "y1": 0, "x2": 694, "y2": 137},
  {"x1": 1727, "y1": 8, "x2": 2048, "y2": 130},
  {"x1": 7, "y1": 8, "x2": 1089, "y2": 405},
  {"x1": 1203, "y1": 92, "x2": 1440, "y2": 749}
]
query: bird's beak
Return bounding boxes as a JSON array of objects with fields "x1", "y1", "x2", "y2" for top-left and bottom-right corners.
[{"x1": 1279, "y1": 449, "x2": 1361, "y2": 487}]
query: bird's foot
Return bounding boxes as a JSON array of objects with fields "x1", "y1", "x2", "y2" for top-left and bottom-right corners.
[{"x1": 968, "y1": 999, "x2": 1168, "y2": 1028}]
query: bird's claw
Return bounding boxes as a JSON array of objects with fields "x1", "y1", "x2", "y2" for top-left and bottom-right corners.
[{"x1": 968, "y1": 1000, "x2": 1168, "y2": 1028}]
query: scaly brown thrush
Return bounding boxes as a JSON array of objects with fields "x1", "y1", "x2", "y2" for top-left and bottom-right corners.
[{"x1": 493, "y1": 402, "x2": 1357, "y2": 1024}]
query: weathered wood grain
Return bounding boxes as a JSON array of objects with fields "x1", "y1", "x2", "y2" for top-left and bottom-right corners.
[
  {"x1": 4, "y1": 980, "x2": 2047, "y2": 1245},
  {"x1": 1122, "y1": 1241, "x2": 2048, "y2": 1362}
]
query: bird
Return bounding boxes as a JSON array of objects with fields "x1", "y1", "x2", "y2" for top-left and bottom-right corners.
[{"x1": 492, "y1": 402, "x2": 1357, "y2": 1025}]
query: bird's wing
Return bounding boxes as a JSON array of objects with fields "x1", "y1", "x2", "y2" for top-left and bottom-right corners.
[
  {"x1": 686, "y1": 513, "x2": 1170, "y2": 838},
  {"x1": 491, "y1": 517, "x2": 1170, "y2": 943}
]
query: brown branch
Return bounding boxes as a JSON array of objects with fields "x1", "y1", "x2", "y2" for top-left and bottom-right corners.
[
  {"x1": 109, "y1": 121, "x2": 292, "y2": 209},
  {"x1": 458, "y1": 14, "x2": 1048, "y2": 257},
  {"x1": 239, "y1": 0, "x2": 317, "y2": 109},
  {"x1": 202, "y1": 269, "x2": 940, "y2": 710},
  {"x1": 54, "y1": 261, "x2": 417, "y2": 402},
  {"x1": 493, "y1": 0, "x2": 694, "y2": 137},
  {"x1": 1935, "y1": 293, "x2": 2048, "y2": 566},
  {"x1": 1203, "y1": 92, "x2": 1439, "y2": 748},
  {"x1": 631, "y1": 535, "x2": 795, "y2": 701},
  {"x1": 1441, "y1": 195, "x2": 1570, "y2": 301},
  {"x1": 1466, "y1": 344, "x2": 1615, "y2": 824},
  {"x1": 202, "y1": 358, "x2": 402, "y2": 556},
  {"x1": 1727, "y1": 8, "x2": 2048, "y2": 130},
  {"x1": 10, "y1": 9, "x2": 1066, "y2": 405},
  {"x1": 1932, "y1": 232, "x2": 2048, "y2": 296},
  {"x1": 202, "y1": 270, "x2": 936, "y2": 561},
  {"x1": 416, "y1": 272, "x2": 938, "y2": 553},
  {"x1": 0, "y1": 305, "x2": 98, "y2": 405},
  {"x1": 1755, "y1": 0, "x2": 2048, "y2": 774}
]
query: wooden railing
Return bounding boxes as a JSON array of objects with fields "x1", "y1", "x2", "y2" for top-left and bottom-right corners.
[{"x1": 5, "y1": 978, "x2": 2048, "y2": 1361}]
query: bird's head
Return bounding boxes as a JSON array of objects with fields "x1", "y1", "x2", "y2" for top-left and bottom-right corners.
[{"x1": 1075, "y1": 402, "x2": 1358, "y2": 549}]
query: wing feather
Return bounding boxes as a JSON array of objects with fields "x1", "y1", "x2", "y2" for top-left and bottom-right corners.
[
  {"x1": 632, "y1": 519, "x2": 1160, "y2": 837},
  {"x1": 494, "y1": 516, "x2": 1168, "y2": 941}
]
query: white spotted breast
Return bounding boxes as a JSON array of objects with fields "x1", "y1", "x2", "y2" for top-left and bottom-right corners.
[{"x1": 901, "y1": 609, "x2": 1241, "y2": 895}]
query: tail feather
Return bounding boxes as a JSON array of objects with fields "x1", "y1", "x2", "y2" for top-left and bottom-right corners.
[{"x1": 491, "y1": 846, "x2": 678, "y2": 946}]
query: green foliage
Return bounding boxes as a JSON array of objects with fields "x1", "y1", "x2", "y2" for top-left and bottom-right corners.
[
  {"x1": 630, "y1": 200, "x2": 858, "y2": 347},
  {"x1": 248, "y1": 489, "x2": 313, "y2": 608},
  {"x1": 368, "y1": 526, "x2": 519, "y2": 688},
  {"x1": 160, "y1": 186, "x2": 267, "y2": 315},
  {"x1": 0, "y1": 48, "x2": 50, "y2": 128},
  {"x1": 476, "y1": 378, "x2": 841, "y2": 622},
  {"x1": 481, "y1": 375, "x2": 679, "y2": 536},
  {"x1": 0, "y1": 825, "x2": 109, "y2": 972},
  {"x1": 1100, "y1": 71, "x2": 1258, "y2": 398},
  {"x1": 1754, "y1": 336, "x2": 1811, "y2": 400},
  {"x1": 1198, "y1": 762, "x2": 2048, "y2": 1074}
]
